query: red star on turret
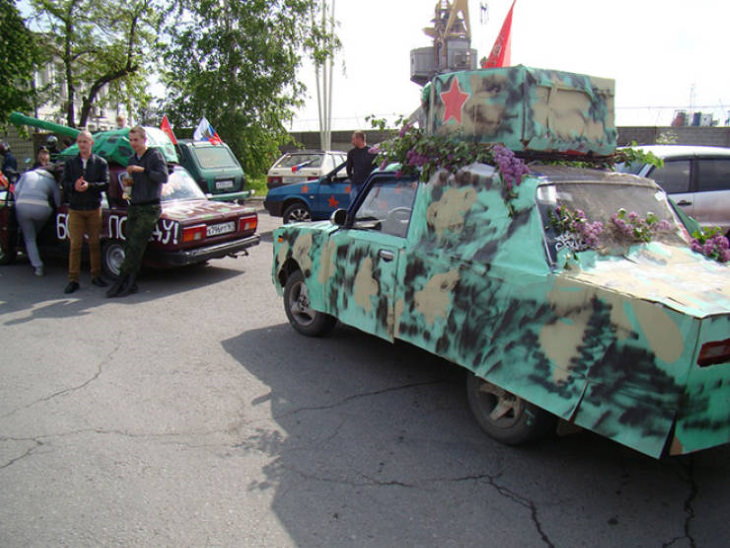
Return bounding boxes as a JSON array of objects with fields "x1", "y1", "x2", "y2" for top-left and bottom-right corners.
[
  {"x1": 440, "y1": 78, "x2": 470, "y2": 123},
  {"x1": 327, "y1": 195, "x2": 339, "y2": 208}
]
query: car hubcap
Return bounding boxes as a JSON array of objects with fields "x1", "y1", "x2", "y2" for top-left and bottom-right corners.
[
  {"x1": 106, "y1": 245, "x2": 125, "y2": 277},
  {"x1": 289, "y1": 208, "x2": 310, "y2": 222},
  {"x1": 288, "y1": 281, "x2": 315, "y2": 325},
  {"x1": 476, "y1": 381, "x2": 524, "y2": 428}
]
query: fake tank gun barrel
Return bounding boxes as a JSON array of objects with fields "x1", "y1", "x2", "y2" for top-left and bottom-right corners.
[{"x1": 8, "y1": 112, "x2": 82, "y2": 139}]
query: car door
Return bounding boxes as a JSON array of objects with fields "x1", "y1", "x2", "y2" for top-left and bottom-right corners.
[
  {"x1": 313, "y1": 163, "x2": 351, "y2": 218},
  {"x1": 646, "y1": 158, "x2": 695, "y2": 218},
  {"x1": 694, "y1": 156, "x2": 730, "y2": 230},
  {"x1": 325, "y1": 175, "x2": 419, "y2": 341}
]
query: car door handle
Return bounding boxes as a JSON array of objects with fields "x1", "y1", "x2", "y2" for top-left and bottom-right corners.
[
  {"x1": 378, "y1": 250, "x2": 395, "y2": 262},
  {"x1": 677, "y1": 200, "x2": 692, "y2": 206}
]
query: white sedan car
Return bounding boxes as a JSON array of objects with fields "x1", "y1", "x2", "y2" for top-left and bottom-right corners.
[{"x1": 618, "y1": 145, "x2": 730, "y2": 235}]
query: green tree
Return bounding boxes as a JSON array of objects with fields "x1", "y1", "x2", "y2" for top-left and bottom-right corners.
[
  {"x1": 29, "y1": 0, "x2": 161, "y2": 128},
  {"x1": 0, "y1": 0, "x2": 41, "y2": 123},
  {"x1": 160, "y1": 0, "x2": 339, "y2": 176}
]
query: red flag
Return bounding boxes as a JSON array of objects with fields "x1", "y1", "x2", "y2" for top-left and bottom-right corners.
[
  {"x1": 160, "y1": 115, "x2": 178, "y2": 145},
  {"x1": 482, "y1": 0, "x2": 515, "y2": 68}
]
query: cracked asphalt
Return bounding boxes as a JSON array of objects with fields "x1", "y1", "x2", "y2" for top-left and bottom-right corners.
[{"x1": 1, "y1": 211, "x2": 729, "y2": 547}]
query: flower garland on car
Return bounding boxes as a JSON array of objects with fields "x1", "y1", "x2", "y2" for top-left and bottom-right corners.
[
  {"x1": 610, "y1": 209, "x2": 674, "y2": 243},
  {"x1": 690, "y1": 227, "x2": 730, "y2": 263},
  {"x1": 370, "y1": 122, "x2": 530, "y2": 210},
  {"x1": 548, "y1": 204, "x2": 682, "y2": 256},
  {"x1": 548, "y1": 204, "x2": 604, "y2": 252}
]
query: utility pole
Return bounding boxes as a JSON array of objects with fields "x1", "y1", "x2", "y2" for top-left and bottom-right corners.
[{"x1": 313, "y1": 0, "x2": 336, "y2": 150}]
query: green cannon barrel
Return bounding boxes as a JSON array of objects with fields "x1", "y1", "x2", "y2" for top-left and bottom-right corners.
[
  {"x1": 8, "y1": 112, "x2": 81, "y2": 139},
  {"x1": 9, "y1": 112, "x2": 178, "y2": 166}
]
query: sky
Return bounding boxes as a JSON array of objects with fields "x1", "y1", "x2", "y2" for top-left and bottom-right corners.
[{"x1": 290, "y1": 0, "x2": 730, "y2": 131}]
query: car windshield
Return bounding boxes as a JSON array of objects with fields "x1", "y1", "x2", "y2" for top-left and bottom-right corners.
[
  {"x1": 160, "y1": 167, "x2": 207, "y2": 201},
  {"x1": 536, "y1": 181, "x2": 687, "y2": 261},
  {"x1": 613, "y1": 161, "x2": 643, "y2": 174},
  {"x1": 276, "y1": 154, "x2": 323, "y2": 169},
  {"x1": 193, "y1": 146, "x2": 239, "y2": 169}
]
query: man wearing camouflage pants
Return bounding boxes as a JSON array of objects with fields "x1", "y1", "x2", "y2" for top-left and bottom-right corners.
[{"x1": 107, "y1": 126, "x2": 168, "y2": 298}]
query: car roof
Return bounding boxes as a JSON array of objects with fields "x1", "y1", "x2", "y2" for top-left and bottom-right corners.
[{"x1": 629, "y1": 144, "x2": 730, "y2": 158}]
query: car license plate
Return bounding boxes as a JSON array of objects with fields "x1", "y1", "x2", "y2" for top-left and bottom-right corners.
[
  {"x1": 206, "y1": 221, "x2": 235, "y2": 237},
  {"x1": 283, "y1": 176, "x2": 302, "y2": 184},
  {"x1": 216, "y1": 179, "x2": 235, "y2": 190}
]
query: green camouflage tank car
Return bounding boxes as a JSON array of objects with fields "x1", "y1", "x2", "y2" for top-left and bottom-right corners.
[{"x1": 271, "y1": 161, "x2": 730, "y2": 459}]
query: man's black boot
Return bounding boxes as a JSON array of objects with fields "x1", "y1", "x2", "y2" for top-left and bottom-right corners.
[
  {"x1": 106, "y1": 275, "x2": 127, "y2": 298},
  {"x1": 116, "y1": 274, "x2": 138, "y2": 298}
]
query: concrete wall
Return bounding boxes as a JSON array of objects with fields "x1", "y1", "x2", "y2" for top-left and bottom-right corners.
[
  {"x1": 286, "y1": 130, "x2": 397, "y2": 153},
  {"x1": 617, "y1": 126, "x2": 730, "y2": 147},
  {"x1": 288, "y1": 127, "x2": 730, "y2": 152}
]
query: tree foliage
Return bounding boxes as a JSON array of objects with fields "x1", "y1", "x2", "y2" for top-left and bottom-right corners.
[
  {"x1": 160, "y1": 0, "x2": 338, "y2": 176},
  {"x1": 0, "y1": 0, "x2": 41, "y2": 123},
  {"x1": 29, "y1": 0, "x2": 161, "y2": 128}
]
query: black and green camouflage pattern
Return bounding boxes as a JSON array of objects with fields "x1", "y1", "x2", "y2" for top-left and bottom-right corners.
[
  {"x1": 272, "y1": 164, "x2": 730, "y2": 458},
  {"x1": 424, "y1": 66, "x2": 617, "y2": 155}
]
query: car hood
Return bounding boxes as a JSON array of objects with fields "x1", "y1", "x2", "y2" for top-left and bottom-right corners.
[
  {"x1": 161, "y1": 198, "x2": 255, "y2": 223},
  {"x1": 563, "y1": 242, "x2": 730, "y2": 319}
]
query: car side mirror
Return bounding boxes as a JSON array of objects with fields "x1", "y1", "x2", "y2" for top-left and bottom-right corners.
[{"x1": 330, "y1": 208, "x2": 348, "y2": 226}]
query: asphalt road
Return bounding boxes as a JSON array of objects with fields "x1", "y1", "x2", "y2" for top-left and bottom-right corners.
[{"x1": 1, "y1": 209, "x2": 729, "y2": 547}]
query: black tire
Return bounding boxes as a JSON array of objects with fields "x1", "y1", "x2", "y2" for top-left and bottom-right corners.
[
  {"x1": 0, "y1": 240, "x2": 17, "y2": 265},
  {"x1": 466, "y1": 372, "x2": 556, "y2": 445},
  {"x1": 283, "y1": 270, "x2": 336, "y2": 337},
  {"x1": 283, "y1": 202, "x2": 311, "y2": 224},
  {"x1": 102, "y1": 239, "x2": 125, "y2": 279}
]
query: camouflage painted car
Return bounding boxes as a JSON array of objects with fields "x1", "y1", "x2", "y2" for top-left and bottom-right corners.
[
  {"x1": 0, "y1": 165, "x2": 260, "y2": 277},
  {"x1": 271, "y1": 164, "x2": 730, "y2": 458}
]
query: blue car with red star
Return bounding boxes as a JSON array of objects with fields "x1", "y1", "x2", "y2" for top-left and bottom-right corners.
[{"x1": 264, "y1": 162, "x2": 352, "y2": 223}]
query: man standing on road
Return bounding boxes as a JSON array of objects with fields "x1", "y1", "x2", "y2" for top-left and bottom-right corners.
[
  {"x1": 107, "y1": 126, "x2": 168, "y2": 298},
  {"x1": 62, "y1": 130, "x2": 109, "y2": 294},
  {"x1": 346, "y1": 131, "x2": 377, "y2": 201}
]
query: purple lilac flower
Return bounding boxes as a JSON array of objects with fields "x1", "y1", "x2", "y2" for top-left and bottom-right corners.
[{"x1": 398, "y1": 122, "x2": 414, "y2": 138}]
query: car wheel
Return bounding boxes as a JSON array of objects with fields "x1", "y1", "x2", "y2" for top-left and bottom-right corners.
[
  {"x1": 102, "y1": 239, "x2": 125, "y2": 279},
  {"x1": 283, "y1": 270, "x2": 336, "y2": 337},
  {"x1": 466, "y1": 372, "x2": 556, "y2": 445},
  {"x1": 283, "y1": 202, "x2": 311, "y2": 224},
  {"x1": 0, "y1": 240, "x2": 17, "y2": 265}
]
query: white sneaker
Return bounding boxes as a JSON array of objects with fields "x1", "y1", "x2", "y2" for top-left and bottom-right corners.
[{"x1": 34, "y1": 266, "x2": 44, "y2": 277}]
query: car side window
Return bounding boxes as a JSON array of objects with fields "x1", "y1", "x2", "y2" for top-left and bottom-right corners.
[
  {"x1": 648, "y1": 160, "x2": 691, "y2": 193},
  {"x1": 696, "y1": 158, "x2": 730, "y2": 192},
  {"x1": 353, "y1": 179, "x2": 418, "y2": 237}
]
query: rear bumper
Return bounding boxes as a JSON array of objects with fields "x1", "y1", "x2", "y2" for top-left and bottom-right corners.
[
  {"x1": 145, "y1": 233, "x2": 261, "y2": 267},
  {"x1": 206, "y1": 189, "x2": 253, "y2": 203}
]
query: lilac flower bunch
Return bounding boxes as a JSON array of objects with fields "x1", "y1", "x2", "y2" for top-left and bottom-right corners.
[
  {"x1": 491, "y1": 144, "x2": 531, "y2": 192},
  {"x1": 371, "y1": 120, "x2": 530, "y2": 194},
  {"x1": 610, "y1": 209, "x2": 673, "y2": 243},
  {"x1": 549, "y1": 203, "x2": 604, "y2": 249},
  {"x1": 690, "y1": 227, "x2": 730, "y2": 263}
]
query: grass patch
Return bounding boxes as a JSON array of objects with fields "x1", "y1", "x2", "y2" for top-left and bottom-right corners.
[{"x1": 247, "y1": 174, "x2": 267, "y2": 197}]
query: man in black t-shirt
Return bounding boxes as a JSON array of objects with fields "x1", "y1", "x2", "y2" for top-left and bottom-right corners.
[{"x1": 346, "y1": 131, "x2": 377, "y2": 201}]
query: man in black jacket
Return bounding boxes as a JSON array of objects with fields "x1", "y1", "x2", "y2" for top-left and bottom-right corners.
[
  {"x1": 346, "y1": 131, "x2": 377, "y2": 201},
  {"x1": 62, "y1": 130, "x2": 109, "y2": 294},
  {"x1": 107, "y1": 126, "x2": 168, "y2": 298}
]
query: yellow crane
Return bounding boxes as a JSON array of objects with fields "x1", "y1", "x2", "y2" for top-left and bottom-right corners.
[{"x1": 411, "y1": 0, "x2": 478, "y2": 85}]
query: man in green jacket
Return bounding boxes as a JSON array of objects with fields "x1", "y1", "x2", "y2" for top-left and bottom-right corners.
[{"x1": 107, "y1": 126, "x2": 168, "y2": 298}]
